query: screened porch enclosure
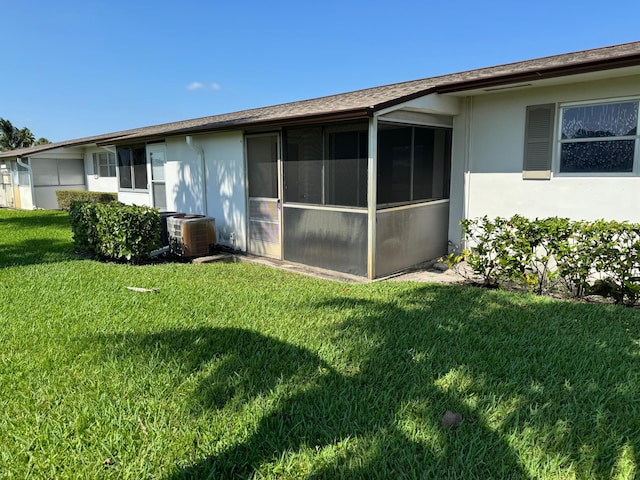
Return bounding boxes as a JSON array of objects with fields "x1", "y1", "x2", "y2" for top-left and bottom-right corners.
[
  {"x1": 246, "y1": 118, "x2": 453, "y2": 278},
  {"x1": 374, "y1": 122, "x2": 452, "y2": 277},
  {"x1": 282, "y1": 122, "x2": 369, "y2": 275}
]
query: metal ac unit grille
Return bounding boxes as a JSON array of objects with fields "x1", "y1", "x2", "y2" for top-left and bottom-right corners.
[{"x1": 167, "y1": 215, "x2": 216, "y2": 257}]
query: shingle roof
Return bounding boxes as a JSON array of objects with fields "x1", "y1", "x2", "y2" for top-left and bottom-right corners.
[
  {"x1": 2, "y1": 40, "x2": 639, "y2": 158},
  {"x1": 0, "y1": 129, "x2": 149, "y2": 158}
]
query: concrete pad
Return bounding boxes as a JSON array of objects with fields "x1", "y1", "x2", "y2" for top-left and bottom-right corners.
[{"x1": 192, "y1": 253, "x2": 475, "y2": 285}]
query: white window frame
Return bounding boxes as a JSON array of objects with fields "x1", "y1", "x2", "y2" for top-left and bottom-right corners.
[
  {"x1": 92, "y1": 152, "x2": 116, "y2": 177},
  {"x1": 116, "y1": 145, "x2": 148, "y2": 192},
  {"x1": 555, "y1": 96, "x2": 640, "y2": 177}
]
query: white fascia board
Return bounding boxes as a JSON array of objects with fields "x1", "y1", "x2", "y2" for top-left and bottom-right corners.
[{"x1": 29, "y1": 147, "x2": 87, "y2": 160}]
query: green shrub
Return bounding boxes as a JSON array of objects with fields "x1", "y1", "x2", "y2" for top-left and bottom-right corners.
[
  {"x1": 461, "y1": 215, "x2": 530, "y2": 287},
  {"x1": 553, "y1": 220, "x2": 598, "y2": 298},
  {"x1": 517, "y1": 216, "x2": 573, "y2": 295},
  {"x1": 69, "y1": 202, "x2": 160, "y2": 264},
  {"x1": 588, "y1": 221, "x2": 640, "y2": 306},
  {"x1": 56, "y1": 190, "x2": 118, "y2": 210},
  {"x1": 69, "y1": 201, "x2": 100, "y2": 255},
  {"x1": 462, "y1": 216, "x2": 640, "y2": 305}
]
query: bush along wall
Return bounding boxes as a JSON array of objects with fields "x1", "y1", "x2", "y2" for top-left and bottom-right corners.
[
  {"x1": 461, "y1": 215, "x2": 640, "y2": 306},
  {"x1": 56, "y1": 190, "x2": 118, "y2": 210},
  {"x1": 69, "y1": 202, "x2": 161, "y2": 264}
]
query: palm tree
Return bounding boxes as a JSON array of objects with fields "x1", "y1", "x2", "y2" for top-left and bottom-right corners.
[
  {"x1": 18, "y1": 127, "x2": 35, "y2": 148},
  {"x1": 0, "y1": 118, "x2": 41, "y2": 151}
]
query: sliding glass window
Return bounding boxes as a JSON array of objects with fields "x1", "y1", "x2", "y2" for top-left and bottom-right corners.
[
  {"x1": 283, "y1": 122, "x2": 368, "y2": 208},
  {"x1": 377, "y1": 124, "x2": 451, "y2": 206},
  {"x1": 117, "y1": 145, "x2": 148, "y2": 191}
]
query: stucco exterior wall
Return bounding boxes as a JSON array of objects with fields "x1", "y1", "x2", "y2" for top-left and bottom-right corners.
[
  {"x1": 117, "y1": 191, "x2": 152, "y2": 207},
  {"x1": 448, "y1": 74, "x2": 640, "y2": 247},
  {"x1": 165, "y1": 131, "x2": 246, "y2": 250}
]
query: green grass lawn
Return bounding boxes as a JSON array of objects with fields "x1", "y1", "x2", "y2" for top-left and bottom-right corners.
[{"x1": 1, "y1": 209, "x2": 639, "y2": 479}]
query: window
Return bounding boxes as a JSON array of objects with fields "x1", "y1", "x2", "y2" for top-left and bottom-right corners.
[
  {"x1": 247, "y1": 135, "x2": 278, "y2": 198},
  {"x1": 32, "y1": 159, "x2": 84, "y2": 186},
  {"x1": 92, "y1": 152, "x2": 116, "y2": 177},
  {"x1": 117, "y1": 145, "x2": 147, "y2": 190},
  {"x1": 377, "y1": 124, "x2": 451, "y2": 205},
  {"x1": 558, "y1": 100, "x2": 639, "y2": 174},
  {"x1": 283, "y1": 123, "x2": 368, "y2": 208}
]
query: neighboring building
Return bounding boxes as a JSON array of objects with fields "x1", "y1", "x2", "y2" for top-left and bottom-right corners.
[{"x1": 2, "y1": 41, "x2": 639, "y2": 278}]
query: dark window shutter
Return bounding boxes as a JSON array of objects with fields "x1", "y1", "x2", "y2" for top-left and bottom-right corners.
[{"x1": 523, "y1": 104, "x2": 555, "y2": 179}]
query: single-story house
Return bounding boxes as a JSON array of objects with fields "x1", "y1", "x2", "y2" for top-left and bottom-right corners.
[{"x1": 2, "y1": 41, "x2": 639, "y2": 279}]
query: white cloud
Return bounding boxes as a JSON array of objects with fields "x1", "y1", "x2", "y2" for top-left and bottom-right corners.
[
  {"x1": 186, "y1": 81, "x2": 204, "y2": 91},
  {"x1": 186, "y1": 81, "x2": 222, "y2": 91}
]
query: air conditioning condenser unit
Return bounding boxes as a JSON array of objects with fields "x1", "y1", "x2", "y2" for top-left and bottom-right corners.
[{"x1": 167, "y1": 214, "x2": 216, "y2": 257}]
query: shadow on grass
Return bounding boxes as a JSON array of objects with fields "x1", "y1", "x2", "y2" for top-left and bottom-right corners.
[
  {"x1": 94, "y1": 284, "x2": 640, "y2": 478},
  {"x1": 0, "y1": 210, "x2": 75, "y2": 267},
  {"x1": 313, "y1": 286, "x2": 640, "y2": 479},
  {"x1": 0, "y1": 209, "x2": 70, "y2": 227},
  {"x1": 0, "y1": 238, "x2": 75, "y2": 267}
]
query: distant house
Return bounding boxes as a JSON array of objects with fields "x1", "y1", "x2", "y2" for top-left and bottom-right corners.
[{"x1": 2, "y1": 41, "x2": 639, "y2": 278}]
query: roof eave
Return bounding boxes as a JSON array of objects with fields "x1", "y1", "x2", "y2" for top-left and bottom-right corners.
[
  {"x1": 97, "y1": 107, "x2": 374, "y2": 146},
  {"x1": 434, "y1": 54, "x2": 640, "y2": 94},
  {"x1": 0, "y1": 132, "x2": 140, "y2": 158}
]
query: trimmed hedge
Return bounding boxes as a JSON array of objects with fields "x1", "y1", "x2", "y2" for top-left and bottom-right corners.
[
  {"x1": 461, "y1": 215, "x2": 640, "y2": 306},
  {"x1": 56, "y1": 190, "x2": 118, "y2": 210},
  {"x1": 69, "y1": 202, "x2": 160, "y2": 264},
  {"x1": 68, "y1": 201, "x2": 101, "y2": 256}
]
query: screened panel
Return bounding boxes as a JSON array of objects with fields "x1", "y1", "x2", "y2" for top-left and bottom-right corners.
[
  {"x1": 249, "y1": 198, "x2": 280, "y2": 258},
  {"x1": 377, "y1": 126, "x2": 412, "y2": 204},
  {"x1": 324, "y1": 129, "x2": 367, "y2": 207},
  {"x1": 118, "y1": 148, "x2": 132, "y2": 189},
  {"x1": 133, "y1": 146, "x2": 147, "y2": 190},
  {"x1": 284, "y1": 127, "x2": 323, "y2": 204},
  {"x1": 33, "y1": 160, "x2": 59, "y2": 186},
  {"x1": 377, "y1": 124, "x2": 452, "y2": 205},
  {"x1": 18, "y1": 164, "x2": 30, "y2": 186},
  {"x1": 151, "y1": 153, "x2": 165, "y2": 182},
  {"x1": 376, "y1": 201, "x2": 449, "y2": 277},
  {"x1": 57, "y1": 158, "x2": 84, "y2": 185},
  {"x1": 250, "y1": 219, "x2": 280, "y2": 243},
  {"x1": 431, "y1": 129, "x2": 451, "y2": 199},
  {"x1": 247, "y1": 135, "x2": 278, "y2": 198},
  {"x1": 283, "y1": 207, "x2": 367, "y2": 276},
  {"x1": 153, "y1": 183, "x2": 167, "y2": 209},
  {"x1": 283, "y1": 123, "x2": 368, "y2": 207},
  {"x1": 249, "y1": 198, "x2": 278, "y2": 220},
  {"x1": 412, "y1": 128, "x2": 435, "y2": 200}
]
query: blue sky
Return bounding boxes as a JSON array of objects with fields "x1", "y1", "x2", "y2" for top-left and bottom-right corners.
[{"x1": 2, "y1": 0, "x2": 639, "y2": 142}]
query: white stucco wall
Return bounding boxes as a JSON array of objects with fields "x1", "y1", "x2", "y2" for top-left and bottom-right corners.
[
  {"x1": 165, "y1": 132, "x2": 246, "y2": 250},
  {"x1": 17, "y1": 185, "x2": 33, "y2": 210},
  {"x1": 117, "y1": 191, "x2": 152, "y2": 207},
  {"x1": 448, "y1": 74, "x2": 640, "y2": 246}
]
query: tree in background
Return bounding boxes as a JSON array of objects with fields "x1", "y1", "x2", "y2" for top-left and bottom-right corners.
[{"x1": 0, "y1": 118, "x2": 50, "y2": 151}]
